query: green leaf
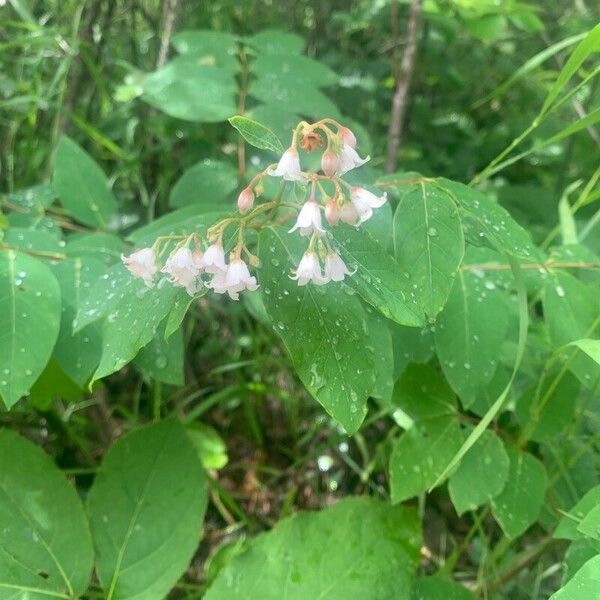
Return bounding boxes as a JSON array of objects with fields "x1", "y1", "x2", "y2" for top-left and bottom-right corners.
[
  {"x1": 88, "y1": 419, "x2": 208, "y2": 600},
  {"x1": 549, "y1": 555, "x2": 600, "y2": 600},
  {"x1": 169, "y1": 159, "x2": 238, "y2": 208},
  {"x1": 251, "y1": 54, "x2": 338, "y2": 89},
  {"x1": 6, "y1": 184, "x2": 56, "y2": 212},
  {"x1": 393, "y1": 183, "x2": 465, "y2": 318},
  {"x1": 578, "y1": 503, "x2": 600, "y2": 539},
  {"x1": 258, "y1": 227, "x2": 376, "y2": 434},
  {"x1": 365, "y1": 308, "x2": 394, "y2": 405},
  {"x1": 247, "y1": 104, "x2": 301, "y2": 145},
  {"x1": 561, "y1": 539, "x2": 600, "y2": 585},
  {"x1": 390, "y1": 324, "x2": 435, "y2": 379},
  {"x1": 0, "y1": 429, "x2": 93, "y2": 597},
  {"x1": 556, "y1": 485, "x2": 600, "y2": 541},
  {"x1": 435, "y1": 270, "x2": 510, "y2": 405},
  {"x1": 541, "y1": 23, "x2": 600, "y2": 115},
  {"x1": 0, "y1": 250, "x2": 61, "y2": 408},
  {"x1": 52, "y1": 136, "x2": 118, "y2": 228},
  {"x1": 142, "y1": 57, "x2": 237, "y2": 122},
  {"x1": 205, "y1": 497, "x2": 421, "y2": 600},
  {"x1": 186, "y1": 423, "x2": 229, "y2": 469},
  {"x1": 448, "y1": 430, "x2": 510, "y2": 515},
  {"x1": 435, "y1": 179, "x2": 538, "y2": 260},
  {"x1": 50, "y1": 258, "x2": 105, "y2": 387},
  {"x1": 491, "y1": 448, "x2": 547, "y2": 538},
  {"x1": 92, "y1": 281, "x2": 183, "y2": 383},
  {"x1": 4, "y1": 228, "x2": 63, "y2": 254},
  {"x1": 331, "y1": 223, "x2": 425, "y2": 327},
  {"x1": 567, "y1": 338, "x2": 600, "y2": 365},
  {"x1": 228, "y1": 115, "x2": 284, "y2": 154},
  {"x1": 247, "y1": 29, "x2": 305, "y2": 55},
  {"x1": 164, "y1": 292, "x2": 200, "y2": 339},
  {"x1": 134, "y1": 327, "x2": 184, "y2": 385},
  {"x1": 412, "y1": 576, "x2": 476, "y2": 599},
  {"x1": 65, "y1": 231, "x2": 125, "y2": 265},
  {"x1": 171, "y1": 30, "x2": 239, "y2": 70}
]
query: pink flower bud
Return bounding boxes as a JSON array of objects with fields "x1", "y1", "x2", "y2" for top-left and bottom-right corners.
[
  {"x1": 339, "y1": 127, "x2": 357, "y2": 149},
  {"x1": 321, "y1": 149, "x2": 341, "y2": 177},
  {"x1": 325, "y1": 200, "x2": 340, "y2": 225},
  {"x1": 340, "y1": 203, "x2": 359, "y2": 225},
  {"x1": 237, "y1": 187, "x2": 254, "y2": 214}
]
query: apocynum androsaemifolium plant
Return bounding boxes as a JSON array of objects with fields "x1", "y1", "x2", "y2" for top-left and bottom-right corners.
[{"x1": 121, "y1": 118, "x2": 387, "y2": 299}]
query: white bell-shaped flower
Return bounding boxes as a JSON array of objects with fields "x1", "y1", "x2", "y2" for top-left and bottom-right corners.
[
  {"x1": 202, "y1": 243, "x2": 227, "y2": 274},
  {"x1": 207, "y1": 270, "x2": 239, "y2": 300},
  {"x1": 291, "y1": 251, "x2": 328, "y2": 286},
  {"x1": 324, "y1": 252, "x2": 354, "y2": 282},
  {"x1": 351, "y1": 187, "x2": 387, "y2": 223},
  {"x1": 226, "y1": 258, "x2": 259, "y2": 293},
  {"x1": 289, "y1": 199, "x2": 325, "y2": 237},
  {"x1": 121, "y1": 247, "x2": 157, "y2": 288},
  {"x1": 339, "y1": 126, "x2": 357, "y2": 149},
  {"x1": 338, "y1": 144, "x2": 369, "y2": 175},
  {"x1": 162, "y1": 247, "x2": 200, "y2": 296},
  {"x1": 267, "y1": 147, "x2": 304, "y2": 181}
]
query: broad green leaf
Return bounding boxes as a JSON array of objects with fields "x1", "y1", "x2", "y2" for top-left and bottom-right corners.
[
  {"x1": 169, "y1": 159, "x2": 238, "y2": 208},
  {"x1": 365, "y1": 308, "x2": 394, "y2": 405},
  {"x1": 436, "y1": 179, "x2": 538, "y2": 260},
  {"x1": 515, "y1": 372, "x2": 579, "y2": 442},
  {"x1": 52, "y1": 136, "x2": 118, "y2": 228},
  {"x1": 205, "y1": 497, "x2": 421, "y2": 600},
  {"x1": 555, "y1": 485, "x2": 600, "y2": 541},
  {"x1": 127, "y1": 207, "x2": 225, "y2": 246},
  {"x1": 258, "y1": 227, "x2": 376, "y2": 434},
  {"x1": 65, "y1": 231, "x2": 125, "y2": 265},
  {"x1": 228, "y1": 115, "x2": 284, "y2": 154},
  {"x1": 186, "y1": 423, "x2": 228, "y2": 469},
  {"x1": 247, "y1": 29, "x2": 305, "y2": 55},
  {"x1": 393, "y1": 182, "x2": 465, "y2": 318},
  {"x1": 331, "y1": 223, "x2": 425, "y2": 327},
  {"x1": 29, "y1": 358, "x2": 82, "y2": 410},
  {"x1": 435, "y1": 270, "x2": 510, "y2": 405},
  {"x1": 247, "y1": 104, "x2": 301, "y2": 146},
  {"x1": 412, "y1": 576, "x2": 476, "y2": 599},
  {"x1": 92, "y1": 282, "x2": 184, "y2": 383},
  {"x1": 172, "y1": 30, "x2": 239, "y2": 70},
  {"x1": 491, "y1": 448, "x2": 547, "y2": 538},
  {"x1": 88, "y1": 419, "x2": 207, "y2": 600},
  {"x1": 448, "y1": 429, "x2": 510, "y2": 515},
  {"x1": 4, "y1": 228, "x2": 63, "y2": 253},
  {"x1": 51, "y1": 258, "x2": 105, "y2": 387},
  {"x1": 390, "y1": 324, "x2": 435, "y2": 378},
  {"x1": 251, "y1": 54, "x2": 338, "y2": 89},
  {"x1": 0, "y1": 429, "x2": 93, "y2": 597},
  {"x1": 549, "y1": 555, "x2": 600, "y2": 600},
  {"x1": 142, "y1": 57, "x2": 237, "y2": 122},
  {"x1": 561, "y1": 539, "x2": 600, "y2": 585},
  {"x1": 164, "y1": 291, "x2": 203, "y2": 339},
  {"x1": 134, "y1": 327, "x2": 184, "y2": 385},
  {"x1": 568, "y1": 338, "x2": 600, "y2": 365},
  {"x1": 0, "y1": 250, "x2": 61, "y2": 408},
  {"x1": 6, "y1": 184, "x2": 55, "y2": 212},
  {"x1": 578, "y1": 503, "x2": 600, "y2": 540},
  {"x1": 390, "y1": 416, "x2": 463, "y2": 503},
  {"x1": 541, "y1": 23, "x2": 600, "y2": 115}
]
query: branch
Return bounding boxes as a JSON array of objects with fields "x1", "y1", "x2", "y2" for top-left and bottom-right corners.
[
  {"x1": 156, "y1": 0, "x2": 179, "y2": 69},
  {"x1": 384, "y1": 0, "x2": 422, "y2": 173}
]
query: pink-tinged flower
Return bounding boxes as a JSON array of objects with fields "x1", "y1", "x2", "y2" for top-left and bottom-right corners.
[
  {"x1": 324, "y1": 252, "x2": 354, "y2": 282},
  {"x1": 121, "y1": 248, "x2": 157, "y2": 287},
  {"x1": 351, "y1": 187, "x2": 387, "y2": 223},
  {"x1": 192, "y1": 249, "x2": 204, "y2": 269},
  {"x1": 267, "y1": 147, "x2": 304, "y2": 181},
  {"x1": 291, "y1": 251, "x2": 328, "y2": 286},
  {"x1": 289, "y1": 199, "x2": 325, "y2": 236},
  {"x1": 321, "y1": 149, "x2": 341, "y2": 177},
  {"x1": 226, "y1": 258, "x2": 259, "y2": 294},
  {"x1": 339, "y1": 126, "x2": 357, "y2": 149},
  {"x1": 162, "y1": 247, "x2": 200, "y2": 296},
  {"x1": 237, "y1": 187, "x2": 254, "y2": 214},
  {"x1": 202, "y1": 243, "x2": 227, "y2": 274},
  {"x1": 338, "y1": 144, "x2": 369, "y2": 175},
  {"x1": 325, "y1": 200, "x2": 340, "y2": 226},
  {"x1": 207, "y1": 270, "x2": 238, "y2": 300},
  {"x1": 340, "y1": 202, "x2": 359, "y2": 225}
]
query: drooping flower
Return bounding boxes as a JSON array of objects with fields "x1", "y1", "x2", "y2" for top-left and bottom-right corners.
[
  {"x1": 321, "y1": 149, "x2": 341, "y2": 177},
  {"x1": 121, "y1": 248, "x2": 157, "y2": 287},
  {"x1": 339, "y1": 126, "x2": 357, "y2": 149},
  {"x1": 207, "y1": 270, "x2": 237, "y2": 299},
  {"x1": 324, "y1": 251, "x2": 354, "y2": 282},
  {"x1": 338, "y1": 144, "x2": 369, "y2": 175},
  {"x1": 351, "y1": 187, "x2": 387, "y2": 223},
  {"x1": 267, "y1": 147, "x2": 304, "y2": 181},
  {"x1": 237, "y1": 187, "x2": 255, "y2": 214},
  {"x1": 226, "y1": 258, "x2": 259, "y2": 294},
  {"x1": 289, "y1": 198, "x2": 325, "y2": 236},
  {"x1": 162, "y1": 247, "x2": 200, "y2": 296},
  {"x1": 325, "y1": 200, "x2": 340, "y2": 226},
  {"x1": 290, "y1": 251, "x2": 328, "y2": 286},
  {"x1": 340, "y1": 202, "x2": 359, "y2": 225},
  {"x1": 202, "y1": 243, "x2": 227, "y2": 274},
  {"x1": 299, "y1": 131, "x2": 323, "y2": 152}
]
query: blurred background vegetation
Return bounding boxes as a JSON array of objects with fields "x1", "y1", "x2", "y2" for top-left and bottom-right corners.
[{"x1": 1, "y1": 1, "x2": 599, "y2": 598}]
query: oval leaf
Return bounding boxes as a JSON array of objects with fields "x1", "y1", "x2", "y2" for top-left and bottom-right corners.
[{"x1": 228, "y1": 115, "x2": 284, "y2": 154}]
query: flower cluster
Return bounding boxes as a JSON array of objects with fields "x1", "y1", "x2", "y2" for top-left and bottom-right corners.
[{"x1": 122, "y1": 119, "x2": 387, "y2": 299}]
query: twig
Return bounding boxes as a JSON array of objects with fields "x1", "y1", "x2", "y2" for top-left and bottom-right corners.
[
  {"x1": 156, "y1": 0, "x2": 179, "y2": 69},
  {"x1": 385, "y1": 0, "x2": 422, "y2": 173}
]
